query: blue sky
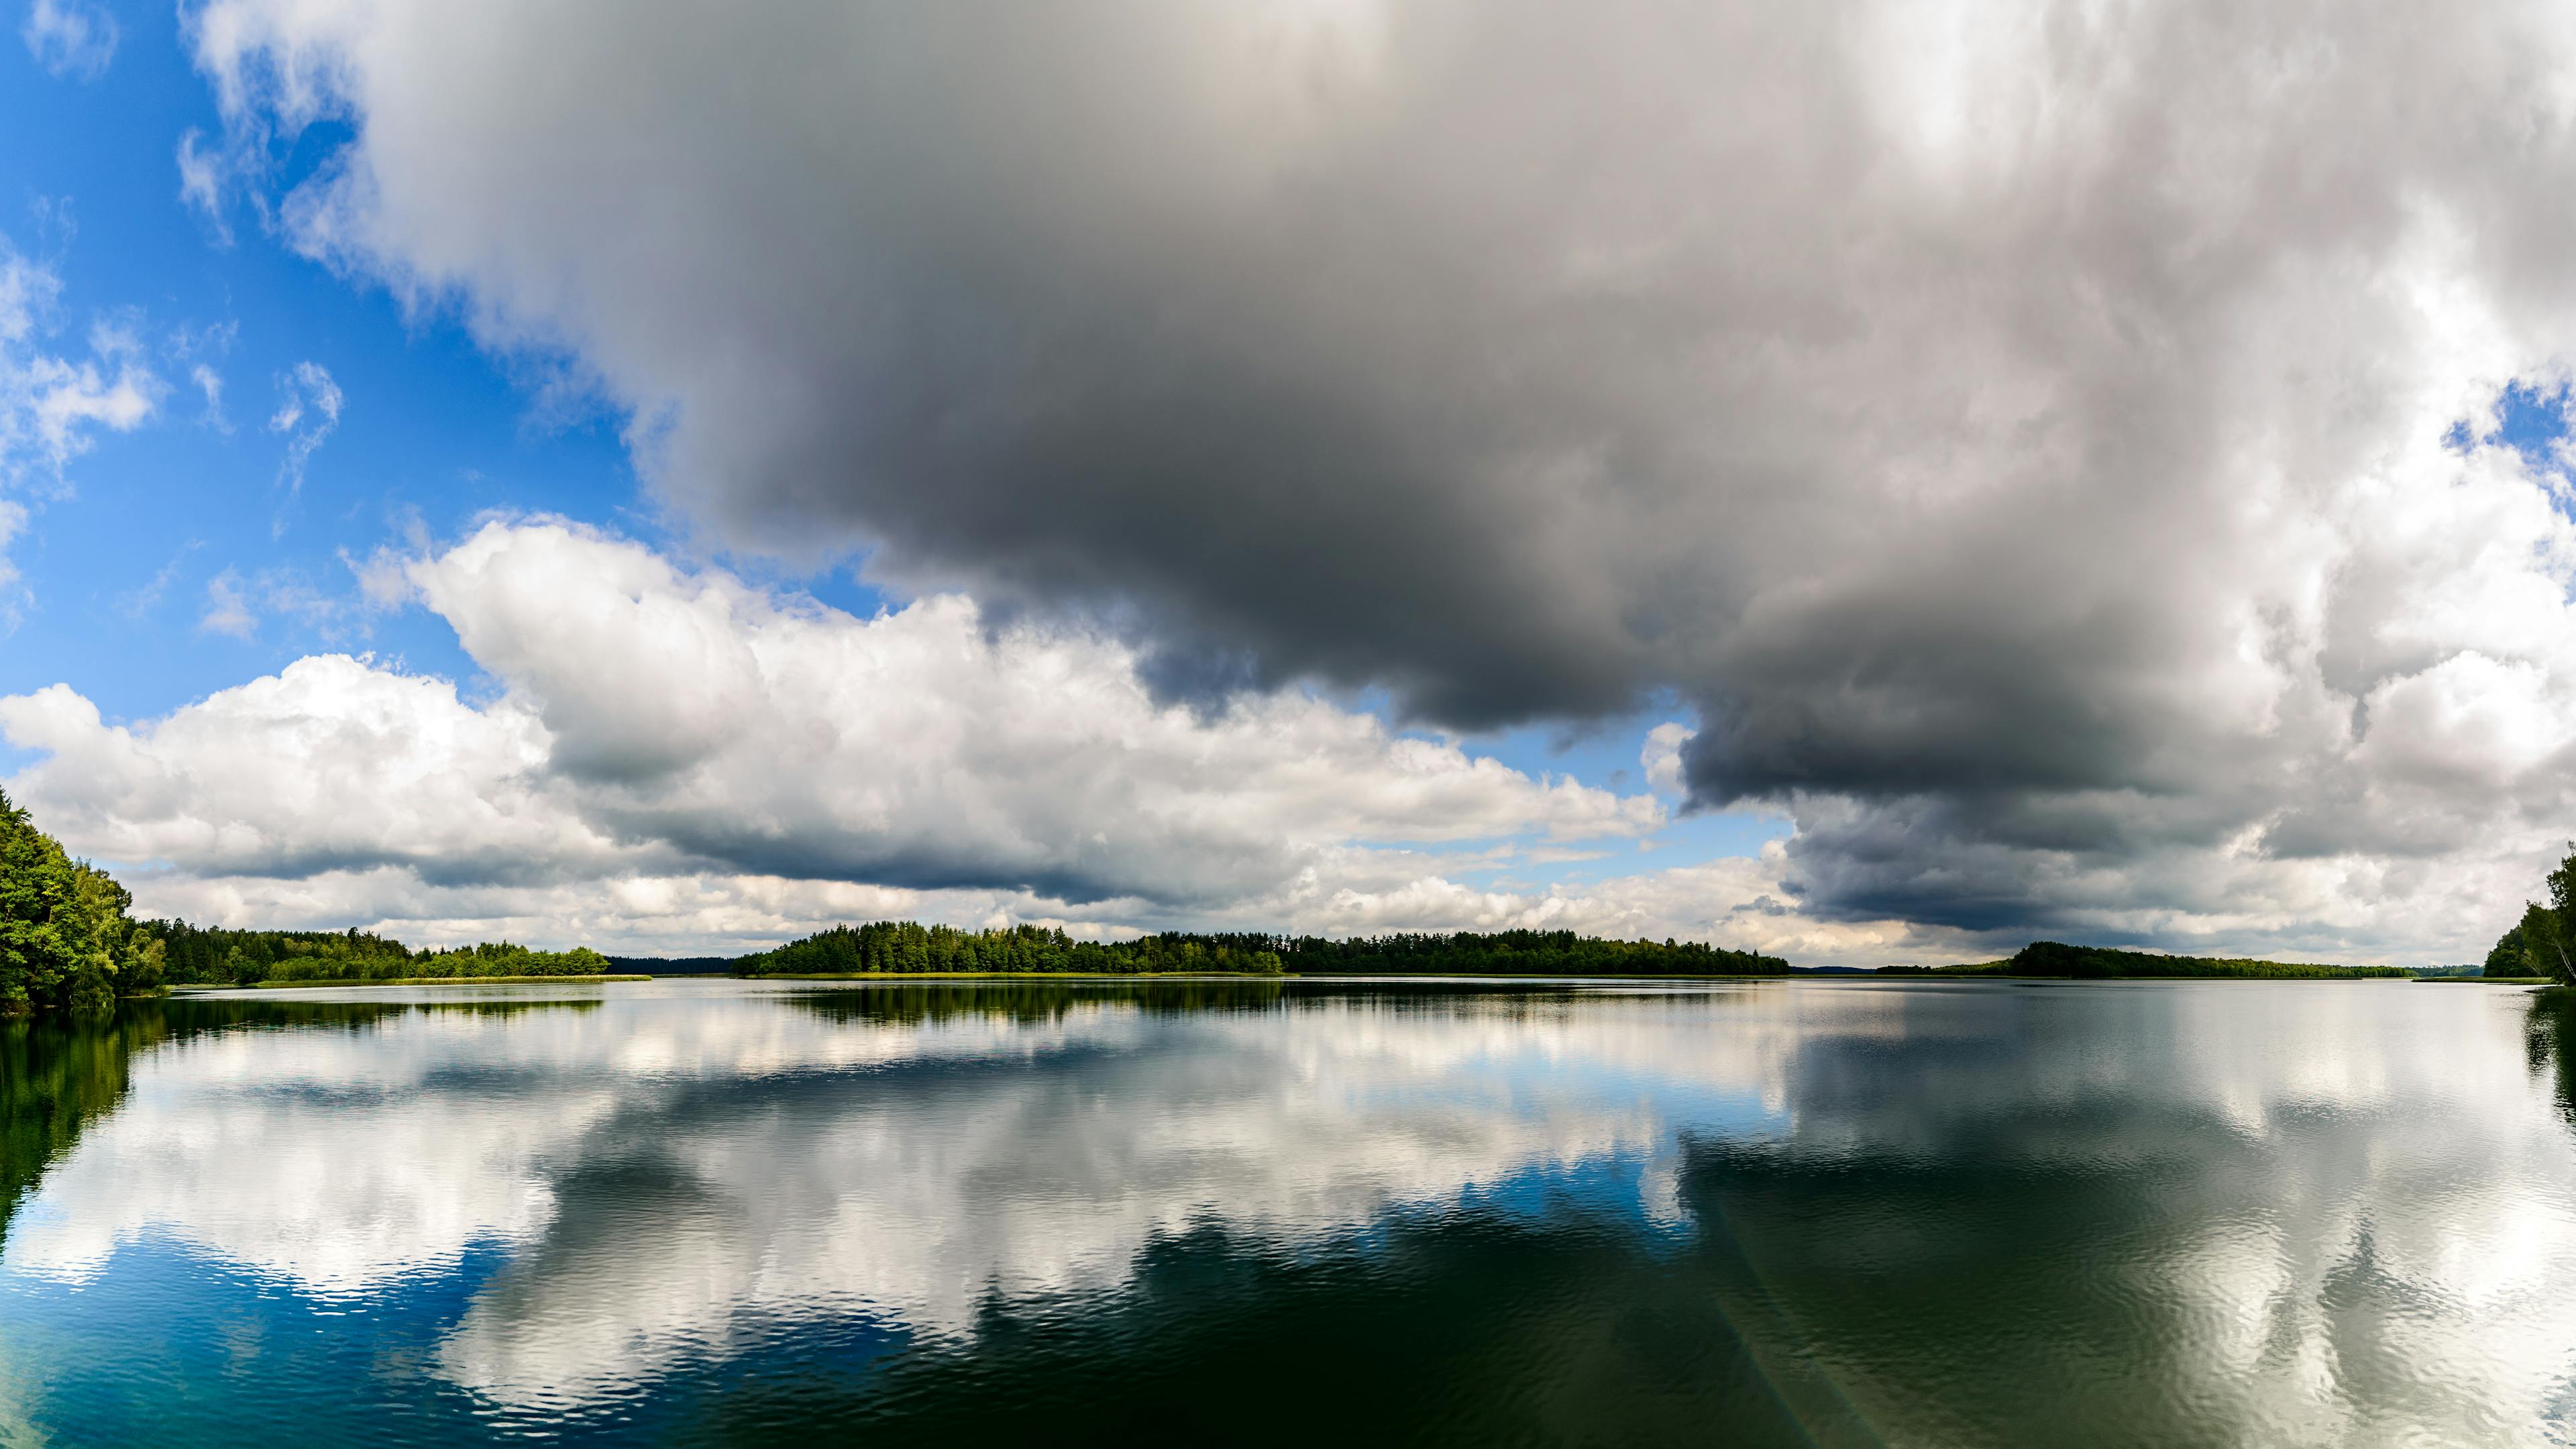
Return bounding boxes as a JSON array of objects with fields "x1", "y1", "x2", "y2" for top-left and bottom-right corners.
[
  {"x1": 0, "y1": 8, "x2": 623, "y2": 714},
  {"x1": 7, "y1": 1, "x2": 2573, "y2": 967},
  {"x1": 0, "y1": 2, "x2": 1791, "y2": 951}
]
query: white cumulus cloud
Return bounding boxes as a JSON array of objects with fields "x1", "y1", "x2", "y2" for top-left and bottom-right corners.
[
  {"x1": 1, "y1": 520, "x2": 1730, "y2": 953},
  {"x1": 163, "y1": 0, "x2": 2576, "y2": 957}
]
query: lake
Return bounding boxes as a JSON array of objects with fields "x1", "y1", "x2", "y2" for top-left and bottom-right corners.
[{"x1": 4, "y1": 977, "x2": 2574, "y2": 1446}]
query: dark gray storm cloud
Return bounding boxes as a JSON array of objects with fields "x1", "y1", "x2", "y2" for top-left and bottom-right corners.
[{"x1": 183, "y1": 0, "x2": 2576, "y2": 943}]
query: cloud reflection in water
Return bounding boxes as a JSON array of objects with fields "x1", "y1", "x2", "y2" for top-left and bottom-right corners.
[{"x1": 3, "y1": 979, "x2": 2573, "y2": 1444}]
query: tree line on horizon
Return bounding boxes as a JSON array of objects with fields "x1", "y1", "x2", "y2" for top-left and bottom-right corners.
[
  {"x1": 731, "y1": 921, "x2": 1790, "y2": 978},
  {"x1": 144, "y1": 920, "x2": 612, "y2": 987},
  {"x1": 1881, "y1": 942, "x2": 2412, "y2": 979},
  {"x1": 736, "y1": 921, "x2": 1289, "y2": 976}
]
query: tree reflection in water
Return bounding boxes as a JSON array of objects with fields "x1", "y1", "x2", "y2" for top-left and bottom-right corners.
[
  {"x1": 0, "y1": 997, "x2": 599, "y2": 1252},
  {"x1": 2528, "y1": 988, "x2": 2576, "y2": 1126}
]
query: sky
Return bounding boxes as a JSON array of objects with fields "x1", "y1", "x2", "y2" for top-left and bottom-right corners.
[{"x1": 3, "y1": 1, "x2": 2575, "y2": 965}]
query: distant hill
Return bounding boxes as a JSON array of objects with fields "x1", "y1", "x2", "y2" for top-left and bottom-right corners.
[{"x1": 1882, "y1": 942, "x2": 2409, "y2": 980}]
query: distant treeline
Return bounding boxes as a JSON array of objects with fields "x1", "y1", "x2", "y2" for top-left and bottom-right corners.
[
  {"x1": 739, "y1": 922, "x2": 1287, "y2": 975},
  {"x1": 1237, "y1": 930, "x2": 1787, "y2": 977},
  {"x1": 144, "y1": 922, "x2": 614, "y2": 985},
  {"x1": 736, "y1": 922, "x2": 1788, "y2": 978},
  {"x1": 1884, "y1": 942, "x2": 2409, "y2": 980}
]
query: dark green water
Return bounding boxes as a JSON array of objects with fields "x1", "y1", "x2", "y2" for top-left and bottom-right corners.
[{"x1": 4, "y1": 977, "x2": 2574, "y2": 1446}]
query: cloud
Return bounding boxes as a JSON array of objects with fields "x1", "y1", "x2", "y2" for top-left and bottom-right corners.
[
  {"x1": 175, "y1": 129, "x2": 233, "y2": 244},
  {"x1": 21, "y1": 0, "x2": 114, "y2": 80},
  {"x1": 193, "y1": 568, "x2": 257, "y2": 638},
  {"x1": 4, "y1": 520, "x2": 1729, "y2": 952},
  {"x1": 0, "y1": 236, "x2": 163, "y2": 619},
  {"x1": 0, "y1": 245, "x2": 161, "y2": 482},
  {"x1": 193, "y1": 561, "x2": 353, "y2": 641},
  {"x1": 0, "y1": 498, "x2": 24, "y2": 622},
  {"x1": 172, "y1": 1, "x2": 2576, "y2": 952},
  {"x1": 188, "y1": 364, "x2": 227, "y2": 429},
  {"x1": 266, "y1": 359, "x2": 339, "y2": 496},
  {"x1": 1640, "y1": 722, "x2": 1690, "y2": 796},
  {"x1": 117, "y1": 543, "x2": 201, "y2": 619}
]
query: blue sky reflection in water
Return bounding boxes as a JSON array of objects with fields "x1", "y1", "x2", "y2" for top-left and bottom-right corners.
[{"x1": 6, "y1": 978, "x2": 2576, "y2": 1446}]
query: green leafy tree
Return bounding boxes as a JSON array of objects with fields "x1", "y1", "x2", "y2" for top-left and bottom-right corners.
[
  {"x1": 2468, "y1": 844, "x2": 2576, "y2": 983},
  {"x1": 2544, "y1": 847, "x2": 2576, "y2": 984},
  {"x1": 0, "y1": 788, "x2": 160, "y2": 1014},
  {"x1": 735, "y1": 922, "x2": 1786, "y2": 978},
  {"x1": 2487, "y1": 924, "x2": 2531, "y2": 977},
  {"x1": 2498, "y1": 843, "x2": 2576, "y2": 985},
  {"x1": 2521, "y1": 900, "x2": 2573, "y2": 984}
]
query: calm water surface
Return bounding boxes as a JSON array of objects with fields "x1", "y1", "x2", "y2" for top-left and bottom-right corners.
[{"x1": 5, "y1": 977, "x2": 2575, "y2": 1446}]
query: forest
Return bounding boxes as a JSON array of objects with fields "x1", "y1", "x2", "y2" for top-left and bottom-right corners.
[
  {"x1": 737, "y1": 922, "x2": 1289, "y2": 976},
  {"x1": 144, "y1": 922, "x2": 613, "y2": 986},
  {"x1": 735, "y1": 922, "x2": 1788, "y2": 978},
  {"x1": 1210, "y1": 929, "x2": 1788, "y2": 977},
  {"x1": 2481, "y1": 845, "x2": 2576, "y2": 983}
]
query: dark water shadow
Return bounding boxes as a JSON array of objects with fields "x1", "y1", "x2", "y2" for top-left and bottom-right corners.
[{"x1": 2528, "y1": 989, "x2": 2576, "y2": 1126}]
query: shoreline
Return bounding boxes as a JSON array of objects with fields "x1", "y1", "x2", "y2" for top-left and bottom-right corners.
[
  {"x1": 742, "y1": 969, "x2": 1807, "y2": 981},
  {"x1": 749, "y1": 970, "x2": 1293, "y2": 981},
  {"x1": 179, "y1": 974, "x2": 656, "y2": 990},
  {"x1": 137, "y1": 971, "x2": 2540, "y2": 993}
]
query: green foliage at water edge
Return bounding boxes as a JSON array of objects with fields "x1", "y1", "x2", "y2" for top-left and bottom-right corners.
[
  {"x1": 2481, "y1": 845, "x2": 2576, "y2": 983},
  {"x1": 144, "y1": 922, "x2": 615, "y2": 985},
  {"x1": 735, "y1": 922, "x2": 1787, "y2": 978},
  {"x1": 0, "y1": 788, "x2": 164, "y2": 1014},
  {"x1": 739, "y1": 922, "x2": 1287, "y2": 976}
]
